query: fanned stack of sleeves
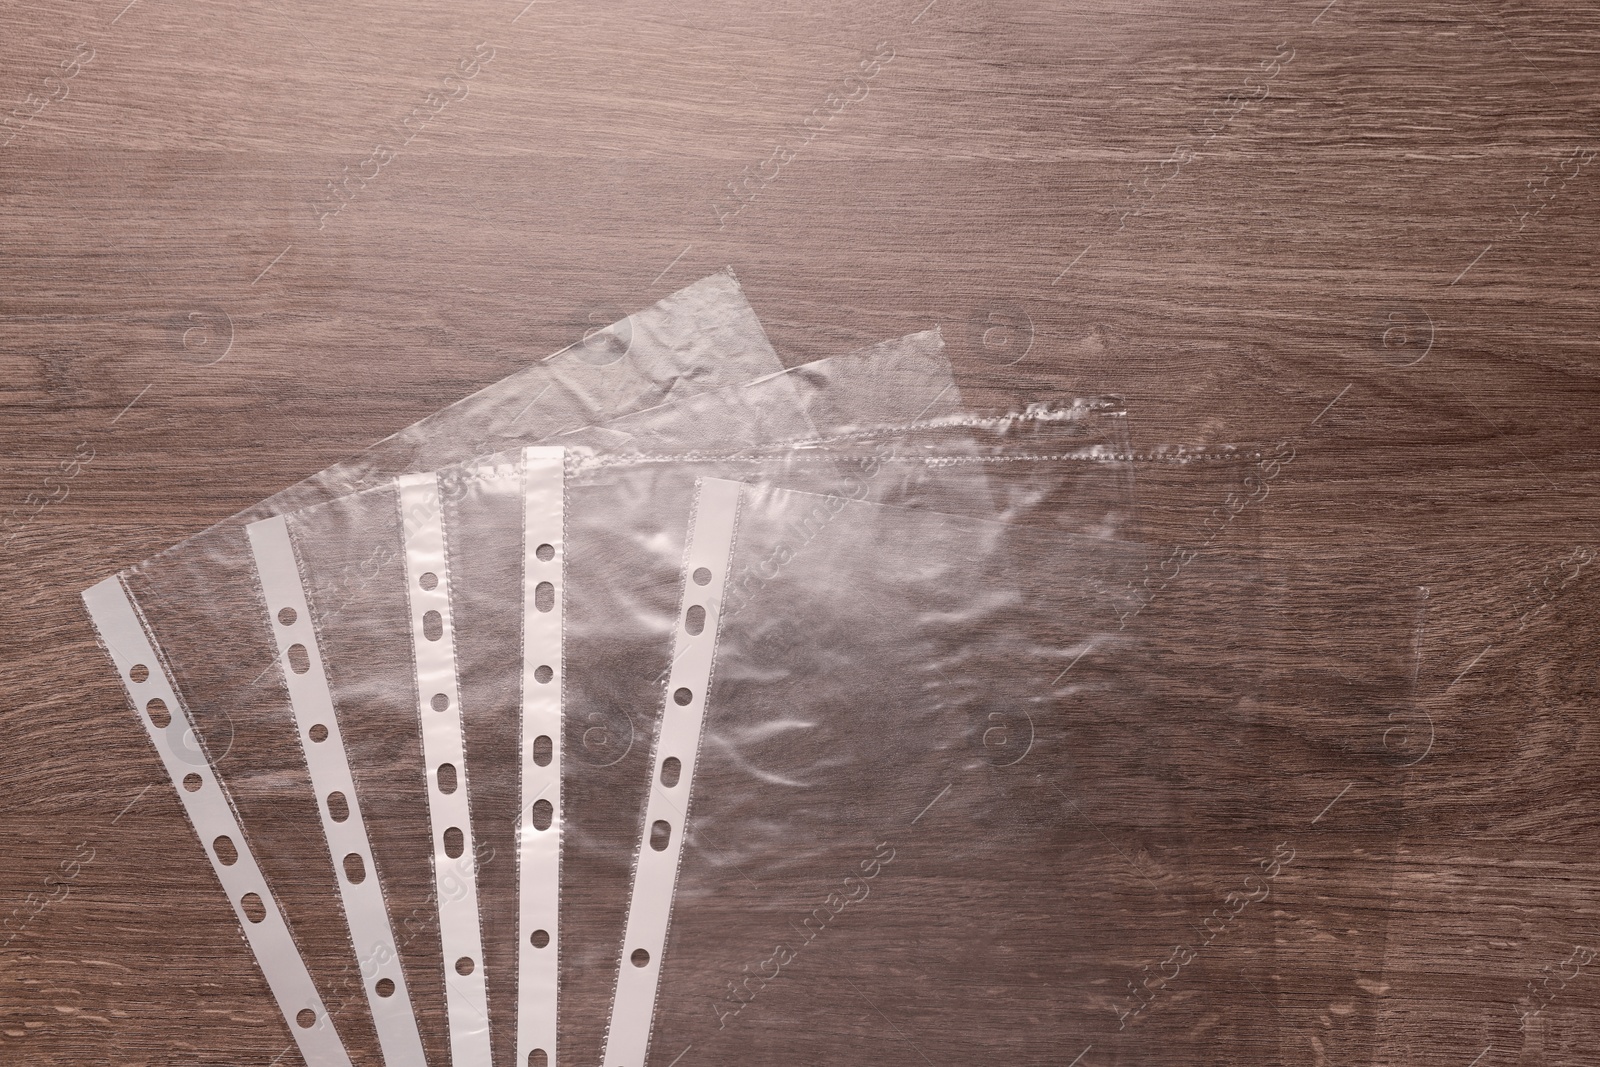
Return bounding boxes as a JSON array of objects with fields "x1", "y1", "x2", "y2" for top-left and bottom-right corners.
[{"x1": 82, "y1": 272, "x2": 1406, "y2": 1067}]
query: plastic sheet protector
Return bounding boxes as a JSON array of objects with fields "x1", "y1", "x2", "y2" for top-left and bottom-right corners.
[
  {"x1": 82, "y1": 272, "x2": 811, "y2": 1065},
  {"x1": 84, "y1": 327, "x2": 961, "y2": 1067},
  {"x1": 600, "y1": 464, "x2": 1413, "y2": 1066}
]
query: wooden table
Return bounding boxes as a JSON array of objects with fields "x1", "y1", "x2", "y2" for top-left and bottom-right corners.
[{"x1": 3, "y1": 0, "x2": 1597, "y2": 1064}]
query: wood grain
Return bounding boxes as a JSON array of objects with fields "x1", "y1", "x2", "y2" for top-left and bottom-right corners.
[{"x1": 3, "y1": 0, "x2": 1599, "y2": 1064}]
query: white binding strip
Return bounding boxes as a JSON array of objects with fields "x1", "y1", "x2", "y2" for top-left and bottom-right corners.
[
  {"x1": 602, "y1": 477, "x2": 743, "y2": 1067},
  {"x1": 517, "y1": 446, "x2": 564, "y2": 1067},
  {"x1": 245, "y1": 517, "x2": 429, "y2": 1067},
  {"x1": 397, "y1": 472, "x2": 493, "y2": 1067},
  {"x1": 82, "y1": 577, "x2": 354, "y2": 1067}
]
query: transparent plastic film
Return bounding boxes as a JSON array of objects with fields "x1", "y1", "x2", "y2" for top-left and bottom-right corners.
[
  {"x1": 604, "y1": 469, "x2": 1412, "y2": 1067},
  {"x1": 554, "y1": 328, "x2": 958, "y2": 457},
  {"x1": 254, "y1": 270, "x2": 788, "y2": 516},
  {"x1": 421, "y1": 331, "x2": 961, "y2": 1067},
  {"x1": 602, "y1": 479, "x2": 1139, "y2": 1067},
  {"x1": 252, "y1": 332, "x2": 962, "y2": 1067},
  {"x1": 558, "y1": 406, "x2": 1138, "y2": 1067},
  {"x1": 90, "y1": 272, "x2": 787, "y2": 1065}
]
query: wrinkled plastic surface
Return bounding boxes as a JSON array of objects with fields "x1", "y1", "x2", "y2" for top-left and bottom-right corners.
[
  {"x1": 249, "y1": 333, "x2": 963, "y2": 1067},
  {"x1": 627, "y1": 469, "x2": 1410, "y2": 1067},
  {"x1": 557, "y1": 405, "x2": 1141, "y2": 1067},
  {"x1": 106, "y1": 273, "x2": 793, "y2": 1065},
  {"x1": 614, "y1": 479, "x2": 1139, "y2": 1065},
  {"x1": 287, "y1": 390, "x2": 1125, "y2": 1067},
  {"x1": 448, "y1": 331, "x2": 965, "y2": 1067},
  {"x1": 552, "y1": 328, "x2": 959, "y2": 457}
]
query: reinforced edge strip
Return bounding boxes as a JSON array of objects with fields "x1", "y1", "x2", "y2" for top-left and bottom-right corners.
[
  {"x1": 517, "y1": 446, "x2": 564, "y2": 1067},
  {"x1": 82, "y1": 576, "x2": 353, "y2": 1067},
  {"x1": 397, "y1": 472, "x2": 493, "y2": 1067},
  {"x1": 600, "y1": 476, "x2": 743, "y2": 1067},
  {"x1": 245, "y1": 515, "x2": 429, "y2": 1067}
]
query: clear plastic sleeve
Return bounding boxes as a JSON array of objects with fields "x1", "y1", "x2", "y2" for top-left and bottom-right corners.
[
  {"x1": 557, "y1": 405, "x2": 1138, "y2": 1067},
  {"x1": 602, "y1": 478, "x2": 1138, "y2": 1067},
  {"x1": 276, "y1": 390, "x2": 1122, "y2": 1067},
  {"x1": 84, "y1": 272, "x2": 797, "y2": 1066},
  {"x1": 115, "y1": 332, "x2": 960, "y2": 1067},
  {"x1": 606, "y1": 461, "x2": 1415, "y2": 1067},
  {"x1": 442, "y1": 332, "x2": 964, "y2": 1067}
]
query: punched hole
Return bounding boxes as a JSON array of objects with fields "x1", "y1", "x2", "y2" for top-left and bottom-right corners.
[
  {"x1": 684, "y1": 604, "x2": 705, "y2": 636},
  {"x1": 375, "y1": 978, "x2": 395, "y2": 998},
  {"x1": 692, "y1": 567, "x2": 712, "y2": 587},
  {"x1": 182, "y1": 773, "x2": 203, "y2": 792},
  {"x1": 128, "y1": 663, "x2": 149, "y2": 683},
  {"x1": 343, "y1": 852, "x2": 366, "y2": 885},
  {"x1": 659, "y1": 757, "x2": 681, "y2": 788},
  {"x1": 650, "y1": 819, "x2": 672, "y2": 852},
  {"x1": 536, "y1": 543, "x2": 555, "y2": 562},
  {"x1": 422, "y1": 610, "x2": 443, "y2": 641},
  {"x1": 532, "y1": 734, "x2": 552, "y2": 767},
  {"x1": 531, "y1": 799, "x2": 554, "y2": 831},
  {"x1": 443, "y1": 826, "x2": 464, "y2": 858},
  {"x1": 213, "y1": 835, "x2": 238, "y2": 866},
  {"x1": 309, "y1": 723, "x2": 329, "y2": 743},
  {"x1": 296, "y1": 1008, "x2": 316, "y2": 1029},
  {"x1": 437, "y1": 763, "x2": 458, "y2": 794},
  {"x1": 673, "y1": 687, "x2": 693, "y2": 706},
  {"x1": 419, "y1": 571, "x2": 439, "y2": 591},
  {"x1": 631, "y1": 948, "x2": 650, "y2": 968},
  {"x1": 531, "y1": 929, "x2": 549, "y2": 949},
  {"x1": 240, "y1": 892, "x2": 266, "y2": 923},
  {"x1": 326, "y1": 791, "x2": 349, "y2": 822},
  {"x1": 535, "y1": 581, "x2": 555, "y2": 613},
  {"x1": 146, "y1": 698, "x2": 171, "y2": 729},
  {"x1": 277, "y1": 607, "x2": 297, "y2": 626},
  {"x1": 529, "y1": 1050, "x2": 548, "y2": 1067},
  {"x1": 455, "y1": 956, "x2": 475, "y2": 976},
  {"x1": 534, "y1": 664, "x2": 553, "y2": 684},
  {"x1": 431, "y1": 692, "x2": 450, "y2": 712},
  {"x1": 286, "y1": 643, "x2": 311, "y2": 675}
]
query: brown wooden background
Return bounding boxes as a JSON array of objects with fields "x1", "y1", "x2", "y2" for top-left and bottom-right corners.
[{"x1": 4, "y1": 0, "x2": 1600, "y2": 1063}]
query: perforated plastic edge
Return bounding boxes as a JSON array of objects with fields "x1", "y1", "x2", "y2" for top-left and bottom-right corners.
[
  {"x1": 81, "y1": 576, "x2": 354, "y2": 1067},
  {"x1": 244, "y1": 516, "x2": 429, "y2": 1067},
  {"x1": 517, "y1": 446, "x2": 564, "y2": 1067},
  {"x1": 397, "y1": 472, "x2": 493, "y2": 1067},
  {"x1": 600, "y1": 476, "x2": 743, "y2": 1067}
]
